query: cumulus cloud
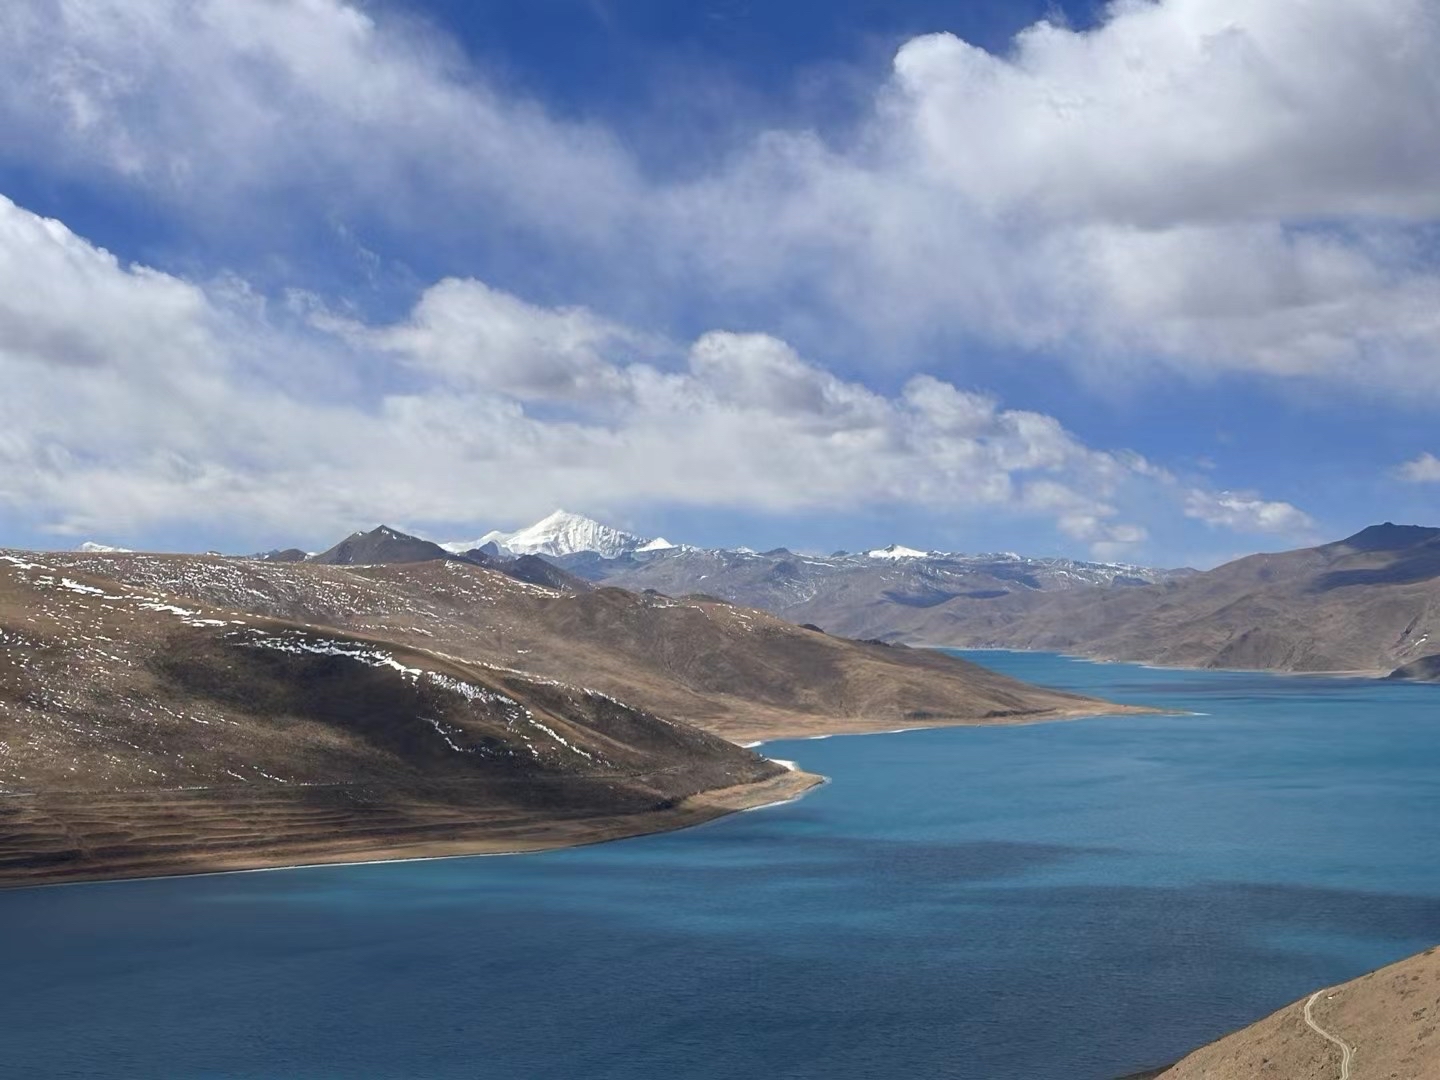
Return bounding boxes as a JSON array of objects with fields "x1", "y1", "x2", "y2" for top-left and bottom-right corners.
[
  {"x1": 0, "y1": 191, "x2": 1305, "y2": 555},
  {"x1": 888, "y1": 2, "x2": 1440, "y2": 225},
  {"x1": 1395, "y1": 453, "x2": 1440, "y2": 483},
  {"x1": 1183, "y1": 489, "x2": 1316, "y2": 537},
  {"x1": 0, "y1": 196, "x2": 214, "y2": 370},
  {"x1": 0, "y1": 0, "x2": 639, "y2": 240},
  {"x1": 3, "y1": 0, "x2": 1439, "y2": 394},
  {"x1": 332, "y1": 278, "x2": 649, "y2": 402}
]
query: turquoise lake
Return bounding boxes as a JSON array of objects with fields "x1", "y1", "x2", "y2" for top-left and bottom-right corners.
[{"x1": 3, "y1": 652, "x2": 1438, "y2": 1079}]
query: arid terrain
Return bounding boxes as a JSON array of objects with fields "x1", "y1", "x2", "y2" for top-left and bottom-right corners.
[
  {"x1": 0, "y1": 537, "x2": 1137, "y2": 886},
  {"x1": 0, "y1": 548, "x2": 824, "y2": 885},
  {"x1": 41, "y1": 532, "x2": 1137, "y2": 742},
  {"x1": 1154, "y1": 945, "x2": 1440, "y2": 1079}
]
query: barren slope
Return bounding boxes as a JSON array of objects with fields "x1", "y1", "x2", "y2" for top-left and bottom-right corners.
[
  {"x1": 0, "y1": 551, "x2": 810, "y2": 886},
  {"x1": 40, "y1": 550, "x2": 1137, "y2": 742},
  {"x1": 1157, "y1": 945, "x2": 1440, "y2": 1079}
]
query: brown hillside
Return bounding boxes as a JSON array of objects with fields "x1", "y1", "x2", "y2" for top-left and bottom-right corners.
[
  {"x1": 0, "y1": 551, "x2": 809, "y2": 886},
  {"x1": 38, "y1": 550, "x2": 1136, "y2": 741},
  {"x1": 1157, "y1": 945, "x2": 1440, "y2": 1079}
]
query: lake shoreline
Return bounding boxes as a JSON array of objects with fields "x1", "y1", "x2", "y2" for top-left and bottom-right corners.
[
  {"x1": 717, "y1": 698, "x2": 1166, "y2": 744},
  {"x1": 0, "y1": 768, "x2": 825, "y2": 892},
  {"x1": 926, "y1": 644, "x2": 1394, "y2": 681}
]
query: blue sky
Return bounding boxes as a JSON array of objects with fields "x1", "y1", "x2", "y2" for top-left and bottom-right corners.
[{"x1": 1, "y1": 0, "x2": 1438, "y2": 566}]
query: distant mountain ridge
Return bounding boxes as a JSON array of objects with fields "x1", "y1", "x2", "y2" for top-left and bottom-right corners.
[
  {"x1": 545, "y1": 542, "x2": 1187, "y2": 640},
  {"x1": 906, "y1": 522, "x2": 1440, "y2": 679},
  {"x1": 438, "y1": 509, "x2": 1173, "y2": 578}
]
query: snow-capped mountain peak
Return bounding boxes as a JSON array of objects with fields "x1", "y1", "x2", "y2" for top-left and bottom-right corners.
[
  {"x1": 77, "y1": 541, "x2": 132, "y2": 553},
  {"x1": 867, "y1": 544, "x2": 928, "y2": 560},
  {"x1": 446, "y1": 510, "x2": 653, "y2": 559},
  {"x1": 506, "y1": 510, "x2": 648, "y2": 558}
]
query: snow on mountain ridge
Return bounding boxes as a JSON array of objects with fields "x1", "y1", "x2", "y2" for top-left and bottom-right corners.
[
  {"x1": 867, "y1": 544, "x2": 929, "y2": 560},
  {"x1": 505, "y1": 511, "x2": 649, "y2": 558},
  {"x1": 444, "y1": 510, "x2": 652, "y2": 559},
  {"x1": 437, "y1": 511, "x2": 1176, "y2": 579}
]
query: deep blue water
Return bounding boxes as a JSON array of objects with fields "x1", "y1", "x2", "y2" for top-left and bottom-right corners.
[{"x1": 3, "y1": 653, "x2": 1439, "y2": 1080}]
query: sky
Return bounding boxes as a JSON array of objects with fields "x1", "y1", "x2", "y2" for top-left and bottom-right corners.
[{"x1": 2, "y1": 0, "x2": 1438, "y2": 567}]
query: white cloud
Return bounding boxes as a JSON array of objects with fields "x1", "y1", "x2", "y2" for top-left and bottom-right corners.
[
  {"x1": 1183, "y1": 489, "x2": 1316, "y2": 537},
  {"x1": 0, "y1": 196, "x2": 214, "y2": 370},
  {"x1": 334, "y1": 277, "x2": 648, "y2": 402},
  {"x1": 3, "y1": 1, "x2": 1440, "y2": 395},
  {"x1": 888, "y1": 2, "x2": 1440, "y2": 225},
  {"x1": 1395, "y1": 453, "x2": 1440, "y2": 483},
  {"x1": 0, "y1": 0, "x2": 639, "y2": 240},
  {"x1": 0, "y1": 191, "x2": 1308, "y2": 556}
]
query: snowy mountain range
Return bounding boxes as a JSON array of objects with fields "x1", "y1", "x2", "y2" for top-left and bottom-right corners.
[
  {"x1": 558, "y1": 537, "x2": 1189, "y2": 636},
  {"x1": 429, "y1": 509, "x2": 1191, "y2": 641},
  {"x1": 440, "y1": 510, "x2": 1163, "y2": 576},
  {"x1": 866, "y1": 544, "x2": 929, "y2": 559},
  {"x1": 441, "y1": 510, "x2": 672, "y2": 559}
]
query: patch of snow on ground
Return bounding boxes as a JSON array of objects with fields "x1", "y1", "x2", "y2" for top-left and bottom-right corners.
[
  {"x1": 237, "y1": 631, "x2": 425, "y2": 679},
  {"x1": 0, "y1": 554, "x2": 47, "y2": 572},
  {"x1": 527, "y1": 718, "x2": 595, "y2": 760},
  {"x1": 140, "y1": 602, "x2": 200, "y2": 617}
]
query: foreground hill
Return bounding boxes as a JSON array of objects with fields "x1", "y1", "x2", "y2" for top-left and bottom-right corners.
[
  {"x1": 0, "y1": 550, "x2": 811, "y2": 886},
  {"x1": 894, "y1": 524, "x2": 1440, "y2": 677},
  {"x1": 1154, "y1": 945, "x2": 1440, "y2": 1078},
  {"x1": 40, "y1": 544, "x2": 1133, "y2": 742},
  {"x1": 0, "y1": 542, "x2": 1139, "y2": 885}
]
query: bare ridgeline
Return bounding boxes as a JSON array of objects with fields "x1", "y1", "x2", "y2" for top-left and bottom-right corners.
[{"x1": 0, "y1": 528, "x2": 1131, "y2": 888}]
